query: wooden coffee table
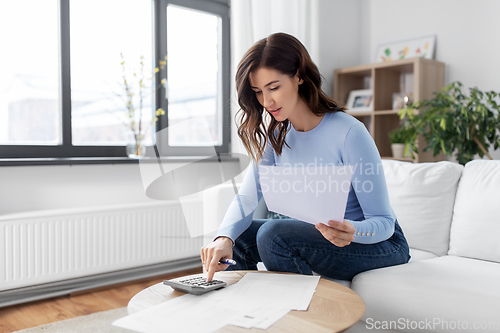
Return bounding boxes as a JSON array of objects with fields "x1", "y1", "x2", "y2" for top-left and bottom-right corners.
[{"x1": 128, "y1": 270, "x2": 365, "y2": 332}]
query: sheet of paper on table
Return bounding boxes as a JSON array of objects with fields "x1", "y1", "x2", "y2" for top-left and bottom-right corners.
[
  {"x1": 229, "y1": 306, "x2": 291, "y2": 329},
  {"x1": 215, "y1": 272, "x2": 320, "y2": 311},
  {"x1": 112, "y1": 273, "x2": 320, "y2": 333},
  {"x1": 258, "y1": 165, "x2": 353, "y2": 224}
]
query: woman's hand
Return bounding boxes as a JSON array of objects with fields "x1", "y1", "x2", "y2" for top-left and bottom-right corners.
[
  {"x1": 200, "y1": 237, "x2": 234, "y2": 282},
  {"x1": 315, "y1": 220, "x2": 355, "y2": 247}
]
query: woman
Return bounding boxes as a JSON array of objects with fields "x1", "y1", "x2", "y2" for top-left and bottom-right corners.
[{"x1": 201, "y1": 32, "x2": 410, "y2": 282}]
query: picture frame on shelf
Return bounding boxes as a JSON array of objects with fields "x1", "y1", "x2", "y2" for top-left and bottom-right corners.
[
  {"x1": 374, "y1": 35, "x2": 436, "y2": 63},
  {"x1": 346, "y1": 89, "x2": 373, "y2": 113}
]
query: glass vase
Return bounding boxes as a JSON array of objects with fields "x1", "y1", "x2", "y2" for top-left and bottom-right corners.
[{"x1": 126, "y1": 132, "x2": 146, "y2": 158}]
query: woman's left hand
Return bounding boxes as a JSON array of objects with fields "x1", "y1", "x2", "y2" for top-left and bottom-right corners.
[{"x1": 315, "y1": 220, "x2": 355, "y2": 247}]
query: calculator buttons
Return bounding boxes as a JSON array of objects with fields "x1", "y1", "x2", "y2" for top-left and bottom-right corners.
[{"x1": 163, "y1": 276, "x2": 227, "y2": 295}]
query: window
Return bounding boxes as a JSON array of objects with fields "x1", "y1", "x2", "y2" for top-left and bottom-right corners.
[
  {"x1": 70, "y1": 0, "x2": 154, "y2": 147},
  {"x1": 0, "y1": 0, "x2": 230, "y2": 159},
  {"x1": 156, "y1": 0, "x2": 230, "y2": 156},
  {"x1": 0, "y1": 0, "x2": 60, "y2": 146},
  {"x1": 166, "y1": 5, "x2": 222, "y2": 147}
]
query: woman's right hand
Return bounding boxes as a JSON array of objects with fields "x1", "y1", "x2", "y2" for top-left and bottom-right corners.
[{"x1": 200, "y1": 237, "x2": 234, "y2": 282}]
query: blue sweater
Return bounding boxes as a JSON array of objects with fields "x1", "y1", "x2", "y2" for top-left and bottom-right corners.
[{"x1": 216, "y1": 111, "x2": 396, "y2": 244}]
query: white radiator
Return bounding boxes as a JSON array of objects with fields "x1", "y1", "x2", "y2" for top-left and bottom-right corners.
[{"x1": 0, "y1": 201, "x2": 203, "y2": 291}]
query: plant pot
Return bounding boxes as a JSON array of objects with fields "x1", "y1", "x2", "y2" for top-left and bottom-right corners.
[{"x1": 391, "y1": 143, "x2": 405, "y2": 158}]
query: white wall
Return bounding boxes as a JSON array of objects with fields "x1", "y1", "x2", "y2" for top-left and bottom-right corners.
[
  {"x1": 0, "y1": 164, "x2": 152, "y2": 215},
  {"x1": 361, "y1": 0, "x2": 500, "y2": 93},
  {"x1": 315, "y1": 0, "x2": 500, "y2": 93},
  {"x1": 0, "y1": 160, "x2": 241, "y2": 216},
  {"x1": 313, "y1": 0, "x2": 364, "y2": 96}
]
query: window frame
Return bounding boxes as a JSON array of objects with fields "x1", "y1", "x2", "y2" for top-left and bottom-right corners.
[
  {"x1": 0, "y1": 0, "x2": 230, "y2": 160},
  {"x1": 155, "y1": 0, "x2": 231, "y2": 157}
]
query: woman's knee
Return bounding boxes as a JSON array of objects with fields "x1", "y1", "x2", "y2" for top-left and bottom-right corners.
[
  {"x1": 256, "y1": 219, "x2": 286, "y2": 242},
  {"x1": 256, "y1": 219, "x2": 296, "y2": 254}
]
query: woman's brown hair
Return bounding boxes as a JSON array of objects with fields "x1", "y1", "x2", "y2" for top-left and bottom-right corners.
[{"x1": 235, "y1": 32, "x2": 345, "y2": 162}]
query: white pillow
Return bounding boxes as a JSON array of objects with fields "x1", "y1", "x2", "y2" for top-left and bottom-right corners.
[
  {"x1": 382, "y1": 160, "x2": 463, "y2": 256},
  {"x1": 449, "y1": 160, "x2": 500, "y2": 263}
]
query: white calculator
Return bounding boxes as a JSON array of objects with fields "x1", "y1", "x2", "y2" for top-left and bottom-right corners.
[{"x1": 163, "y1": 276, "x2": 227, "y2": 295}]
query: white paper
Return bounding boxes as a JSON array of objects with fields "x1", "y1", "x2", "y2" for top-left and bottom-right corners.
[
  {"x1": 112, "y1": 293, "x2": 243, "y2": 333},
  {"x1": 219, "y1": 272, "x2": 319, "y2": 311},
  {"x1": 113, "y1": 273, "x2": 320, "y2": 333},
  {"x1": 254, "y1": 308, "x2": 291, "y2": 329},
  {"x1": 259, "y1": 165, "x2": 353, "y2": 224},
  {"x1": 230, "y1": 306, "x2": 290, "y2": 329}
]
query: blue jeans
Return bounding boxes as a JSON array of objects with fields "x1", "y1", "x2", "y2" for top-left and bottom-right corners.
[{"x1": 227, "y1": 219, "x2": 410, "y2": 281}]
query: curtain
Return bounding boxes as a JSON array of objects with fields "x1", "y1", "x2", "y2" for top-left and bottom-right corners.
[{"x1": 230, "y1": 0, "x2": 316, "y2": 158}]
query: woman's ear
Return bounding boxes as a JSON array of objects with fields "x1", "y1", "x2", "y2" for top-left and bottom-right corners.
[{"x1": 295, "y1": 70, "x2": 303, "y2": 85}]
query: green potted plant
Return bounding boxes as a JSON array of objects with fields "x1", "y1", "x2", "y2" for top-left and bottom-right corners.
[
  {"x1": 388, "y1": 124, "x2": 418, "y2": 159},
  {"x1": 398, "y1": 81, "x2": 500, "y2": 165}
]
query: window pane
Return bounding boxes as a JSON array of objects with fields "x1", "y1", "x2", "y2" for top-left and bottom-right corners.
[
  {"x1": 0, "y1": 0, "x2": 60, "y2": 145},
  {"x1": 167, "y1": 5, "x2": 222, "y2": 146},
  {"x1": 70, "y1": 0, "x2": 153, "y2": 146}
]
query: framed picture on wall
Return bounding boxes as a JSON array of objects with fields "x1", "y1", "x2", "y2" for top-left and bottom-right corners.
[
  {"x1": 346, "y1": 89, "x2": 373, "y2": 113},
  {"x1": 374, "y1": 35, "x2": 436, "y2": 63}
]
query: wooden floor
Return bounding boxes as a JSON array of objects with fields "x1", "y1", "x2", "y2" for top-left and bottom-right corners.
[{"x1": 0, "y1": 266, "x2": 203, "y2": 333}]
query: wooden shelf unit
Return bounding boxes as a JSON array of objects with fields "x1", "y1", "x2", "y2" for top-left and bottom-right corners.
[{"x1": 334, "y1": 57, "x2": 445, "y2": 162}]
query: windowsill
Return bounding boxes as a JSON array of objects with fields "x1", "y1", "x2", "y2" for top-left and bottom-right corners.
[{"x1": 0, "y1": 155, "x2": 240, "y2": 167}]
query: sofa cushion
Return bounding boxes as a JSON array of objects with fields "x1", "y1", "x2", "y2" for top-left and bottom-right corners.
[
  {"x1": 409, "y1": 248, "x2": 439, "y2": 262},
  {"x1": 351, "y1": 256, "x2": 500, "y2": 333},
  {"x1": 382, "y1": 160, "x2": 463, "y2": 256},
  {"x1": 449, "y1": 160, "x2": 500, "y2": 263}
]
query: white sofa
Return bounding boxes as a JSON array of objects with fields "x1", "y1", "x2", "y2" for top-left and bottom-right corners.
[{"x1": 203, "y1": 159, "x2": 500, "y2": 333}]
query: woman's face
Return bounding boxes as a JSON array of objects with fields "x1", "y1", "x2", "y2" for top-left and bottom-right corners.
[{"x1": 248, "y1": 67, "x2": 304, "y2": 122}]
